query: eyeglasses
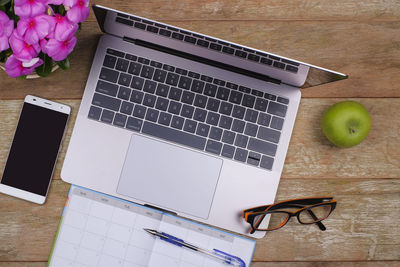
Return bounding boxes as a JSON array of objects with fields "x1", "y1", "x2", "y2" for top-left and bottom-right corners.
[{"x1": 242, "y1": 197, "x2": 337, "y2": 234}]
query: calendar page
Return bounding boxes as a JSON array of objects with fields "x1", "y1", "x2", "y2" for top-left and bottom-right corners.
[{"x1": 48, "y1": 185, "x2": 256, "y2": 267}]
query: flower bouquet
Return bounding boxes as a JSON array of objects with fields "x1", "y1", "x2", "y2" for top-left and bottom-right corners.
[{"x1": 0, "y1": 0, "x2": 89, "y2": 79}]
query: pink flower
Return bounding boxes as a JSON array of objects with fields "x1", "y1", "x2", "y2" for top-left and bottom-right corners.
[
  {"x1": 0, "y1": 11, "x2": 13, "y2": 52},
  {"x1": 9, "y1": 31, "x2": 41, "y2": 62},
  {"x1": 5, "y1": 55, "x2": 43, "y2": 78},
  {"x1": 47, "y1": 0, "x2": 64, "y2": 4},
  {"x1": 14, "y1": 0, "x2": 47, "y2": 18},
  {"x1": 45, "y1": 36, "x2": 77, "y2": 61},
  {"x1": 52, "y1": 14, "x2": 78, "y2": 41},
  {"x1": 17, "y1": 15, "x2": 53, "y2": 45},
  {"x1": 65, "y1": 0, "x2": 90, "y2": 23}
]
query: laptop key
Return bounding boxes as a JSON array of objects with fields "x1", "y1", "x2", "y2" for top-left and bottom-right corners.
[
  {"x1": 235, "y1": 134, "x2": 248, "y2": 148},
  {"x1": 229, "y1": 91, "x2": 243, "y2": 104},
  {"x1": 145, "y1": 108, "x2": 159, "y2": 122},
  {"x1": 254, "y1": 98, "x2": 268, "y2": 112},
  {"x1": 206, "y1": 112, "x2": 220, "y2": 126},
  {"x1": 166, "y1": 72, "x2": 179, "y2": 86},
  {"x1": 197, "y1": 39, "x2": 209, "y2": 48},
  {"x1": 267, "y1": 101, "x2": 287, "y2": 117},
  {"x1": 96, "y1": 80, "x2": 119, "y2": 97},
  {"x1": 100, "y1": 109, "x2": 114, "y2": 124},
  {"x1": 142, "y1": 121, "x2": 207, "y2": 150},
  {"x1": 183, "y1": 119, "x2": 197, "y2": 133},
  {"x1": 222, "y1": 130, "x2": 235, "y2": 144},
  {"x1": 221, "y1": 144, "x2": 235, "y2": 158},
  {"x1": 134, "y1": 22, "x2": 146, "y2": 30},
  {"x1": 181, "y1": 91, "x2": 195, "y2": 105},
  {"x1": 188, "y1": 71, "x2": 201, "y2": 79},
  {"x1": 200, "y1": 75, "x2": 213, "y2": 83},
  {"x1": 264, "y1": 93, "x2": 277, "y2": 101},
  {"x1": 171, "y1": 32, "x2": 184, "y2": 40},
  {"x1": 125, "y1": 53, "x2": 137, "y2": 61},
  {"x1": 171, "y1": 115, "x2": 184, "y2": 130},
  {"x1": 260, "y1": 58, "x2": 272, "y2": 65},
  {"x1": 120, "y1": 101, "x2": 134, "y2": 115},
  {"x1": 168, "y1": 101, "x2": 182, "y2": 115},
  {"x1": 196, "y1": 123, "x2": 210, "y2": 137},
  {"x1": 143, "y1": 80, "x2": 157, "y2": 94},
  {"x1": 216, "y1": 87, "x2": 230, "y2": 101},
  {"x1": 140, "y1": 65, "x2": 154, "y2": 79},
  {"x1": 257, "y1": 113, "x2": 271, "y2": 127},
  {"x1": 277, "y1": 97, "x2": 289, "y2": 105},
  {"x1": 163, "y1": 64, "x2": 175, "y2": 72},
  {"x1": 242, "y1": 94, "x2": 255, "y2": 108},
  {"x1": 103, "y1": 55, "x2": 117, "y2": 69},
  {"x1": 117, "y1": 86, "x2": 131, "y2": 100},
  {"x1": 232, "y1": 105, "x2": 245, "y2": 119},
  {"x1": 248, "y1": 138, "x2": 277, "y2": 157},
  {"x1": 204, "y1": 83, "x2": 217, "y2": 97},
  {"x1": 219, "y1": 116, "x2": 232, "y2": 129},
  {"x1": 92, "y1": 93, "x2": 121, "y2": 112},
  {"x1": 206, "y1": 98, "x2": 220, "y2": 112},
  {"x1": 128, "y1": 62, "x2": 141, "y2": 75},
  {"x1": 184, "y1": 36, "x2": 197, "y2": 44},
  {"x1": 245, "y1": 109, "x2": 258, "y2": 123},
  {"x1": 138, "y1": 57, "x2": 150, "y2": 65},
  {"x1": 209, "y1": 43, "x2": 222, "y2": 51},
  {"x1": 219, "y1": 102, "x2": 233, "y2": 116},
  {"x1": 222, "y1": 46, "x2": 234, "y2": 55},
  {"x1": 181, "y1": 104, "x2": 194, "y2": 118},
  {"x1": 194, "y1": 95, "x2": 207, "y2": 108},
  {"x1": 234, "y1": 148, "x2": 248, "y2": 162},
  {"x1": 191, "y1": 80, "x2": 205, "y2": 93},
  {"x1": 168, "y1": 87, "x2": 183, "y2": 101},
  {"x1": 175, "y1": 68, "x2": 188, "y2": 75},
  {"x1": 258, "y1": 126, "x2": 281, "y2": 144},
  {"x1": 100, "y1": 68, "x2": 119, "y2": 83},
  {"x1": 130, "y1": 77, "x2": 145, "y2": 90},
  {"x1": 159, "y1": 29, "x2": 172, "y2": 37},
  {"x1": 130, "y1": 90, "x2": 144, "y2": 104},
  {"x1": 193, "y1": 108, "x2": 207, "y2": 122},
  {"x1": 158, "y1": 112, "x2": 172, "y2": 126},
  {"x1": 247, "y1": 152, "x2": 261, "y2": 167},
  {"x1": 270, "y1": 116, "x2": 284, "y2": 130},
  {"x1": 88, "y1": 105, "x2": 102, "y2": 120},
  {"x1": 106, "y1": 48, "x2": 124, "y2": 58},
  {"x1": 156, "y1": 83, "x2": 169, "y2": 97},
  {"x1": 232, "y1": 119, "x2": 245, "y2": 133},
  {"x1": 245, "y1": 123, "x2": 258, "y2": 137},
  {"x1": 260, "y1": 155, "x2": 274, "y2": 170},
  {"x1": 153, "y1": 69, "x2": 167, "y2": 83},
  {"x1": 132, "y1": 105, "x2": 146, "y2": 119},
  {"x1": 209, "y1": 127, "x2": 223, "y2": 141},
  {"x1": 143, "y1": 94, "x2": 156, "y2": 108},
  {"x1": 226, "y1": 82, "x2": 238, "y2": 90},
  {"x1": 113, "y1": 113, "x2": 127, "y2": 127},
  {"x1": 213, "y1": 79, "x2": 226, "y2": 86},
  {"x1": 150, "y1": 60, "x2": 163, "y2": 68},
  {"x1": 126, "y1": 117, "x2": 143, "y2": 132},
  {"x1": 118, "y1": 73, "x2": 132, "y2": 87},
  {"x1": 155, "y1": 97, "x2": 169, "y2": 111},
  {"x1": 116, "y1": 58, "x2": 129, "y2": 72},
  {"x1": 206, "y1": 140, "x2": 222, "y2": 155}
]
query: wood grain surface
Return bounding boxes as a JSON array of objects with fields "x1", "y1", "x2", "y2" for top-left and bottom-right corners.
[{"x1": 0, "y1": 0, "x2": 399, "y2": 266}]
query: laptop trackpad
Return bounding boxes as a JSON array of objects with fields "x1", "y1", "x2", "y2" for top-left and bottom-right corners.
[{"x1": 117, "y1": 134, "x2": 223, "y2": 219}]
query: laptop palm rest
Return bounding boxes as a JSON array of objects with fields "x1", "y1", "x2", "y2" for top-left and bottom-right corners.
[{"x1": 117, "y1": 134, "x2": 223, "y2": 219}]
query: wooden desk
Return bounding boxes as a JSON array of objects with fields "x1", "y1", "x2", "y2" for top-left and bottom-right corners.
[{"x1": 1, "y1": 1, "x2": 399, "y2": 266}]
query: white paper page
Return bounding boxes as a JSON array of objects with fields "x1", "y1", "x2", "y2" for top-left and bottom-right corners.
[
  {"x1": 49, "y1": 186, "x2": 163, "y2": 267},
  {"x1": 148, "y1": 215, "x2": 255, "y2": 267}
]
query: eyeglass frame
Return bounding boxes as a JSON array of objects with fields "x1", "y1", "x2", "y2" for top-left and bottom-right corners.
[{"x1": 242, "y1": 197, "x2": 337, "y2": 234}]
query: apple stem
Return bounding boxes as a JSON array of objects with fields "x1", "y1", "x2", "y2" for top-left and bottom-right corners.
[{"x1": 349, "y1": 127, "x2": 356, "y2": 134}]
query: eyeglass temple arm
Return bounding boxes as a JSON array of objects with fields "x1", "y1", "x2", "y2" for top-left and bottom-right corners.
[{"x1": 307, "y1": 209, "x2": 326, "y2": 231}]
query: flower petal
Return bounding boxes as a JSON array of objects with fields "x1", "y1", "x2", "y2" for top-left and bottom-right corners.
[{"x1": 0, "y1": 35, "x2": 9, "y2": 51}]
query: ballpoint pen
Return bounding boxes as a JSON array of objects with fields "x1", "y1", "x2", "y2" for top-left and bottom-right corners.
[{"x1": 144, "y1": 228, "x2": 246, "y2": 267}]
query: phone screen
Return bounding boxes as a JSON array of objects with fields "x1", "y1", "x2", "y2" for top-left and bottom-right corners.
[{"x1": 1, "y1": 102, "x2": 69, "y2": 196}]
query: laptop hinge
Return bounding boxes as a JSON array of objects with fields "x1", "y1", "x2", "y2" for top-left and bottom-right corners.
[{"x1": 123, "y1": 36, "x2": 281, "y2": 85}]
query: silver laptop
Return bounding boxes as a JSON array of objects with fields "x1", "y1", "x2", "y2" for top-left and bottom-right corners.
[{"x1": 61, "y1": 5, "x2": 347, "y2": 238}]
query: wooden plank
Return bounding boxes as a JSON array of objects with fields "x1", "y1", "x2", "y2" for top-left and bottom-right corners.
[
  {"x1": 0, "y1": 178, "x2": 398, "y2": 262},
  {"x1": 87, "y1": 0, "x2": 400, "y2": 21},
  {"x1": 1, "y1": 21, "x2": 399, "y2": 99},
  {"x1": 1, "y1": 98, "x2": 399, "y2": 179}
]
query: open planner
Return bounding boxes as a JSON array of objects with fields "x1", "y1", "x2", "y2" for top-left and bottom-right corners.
[{"x1": 48, "y1": 185, "x2": 256, "y2": 267}]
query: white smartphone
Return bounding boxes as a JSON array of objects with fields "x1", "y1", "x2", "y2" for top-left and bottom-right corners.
[{"x1": 0, "y1": 95, "x2": 70, "y2": 204}]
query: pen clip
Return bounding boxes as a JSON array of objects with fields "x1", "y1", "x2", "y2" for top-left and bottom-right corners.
[{"x1": 213, "y1": 249, "x2": 246, "y2": 267}]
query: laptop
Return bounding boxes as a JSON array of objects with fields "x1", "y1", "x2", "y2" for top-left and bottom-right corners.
[{"x1": 61, "y1": 5, "x2": 347, "y2": 238}]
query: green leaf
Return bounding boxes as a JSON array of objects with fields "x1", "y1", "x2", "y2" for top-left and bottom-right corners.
[
  {"x1": 56, "y1": 58, "x2": 70, "y2": 70},
  {"x1": 0, "y1": 0, "x2": 11, "y2": 6},
  {"x1": 17, "y1": 75, "x2": 27, "y2": 80},
  {"x1": 35, "y1": 54, "x2": 53, "y2": 77}
]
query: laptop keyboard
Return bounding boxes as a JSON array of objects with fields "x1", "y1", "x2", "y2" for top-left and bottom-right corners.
[{"x1": 88, "y1": 48, "x2": 289, "y2": 170}]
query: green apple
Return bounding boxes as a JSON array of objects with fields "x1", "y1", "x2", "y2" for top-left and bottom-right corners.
[{"x1": 321, "y1": 101, "x2": 371, "y2": 148}]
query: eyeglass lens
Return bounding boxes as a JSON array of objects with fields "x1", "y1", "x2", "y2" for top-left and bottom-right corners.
[
  {"x1": 254, "y1": 212, "x2": 289, "y2": 231},
  {"x1": 298, "y1": 204, "x2": 332, "y2": 224}
]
